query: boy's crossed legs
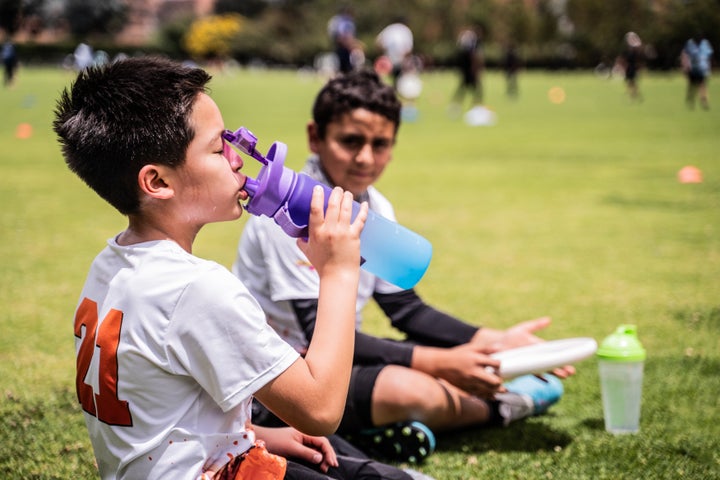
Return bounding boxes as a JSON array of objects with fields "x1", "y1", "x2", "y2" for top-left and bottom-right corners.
[{"x1": 341, "y1": 364, "x2": 562, "y2": 463}]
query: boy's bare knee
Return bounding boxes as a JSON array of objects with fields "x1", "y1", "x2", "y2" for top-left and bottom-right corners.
[{"x1": 373, "y1": 366, "x2": 451, "y2": 417}]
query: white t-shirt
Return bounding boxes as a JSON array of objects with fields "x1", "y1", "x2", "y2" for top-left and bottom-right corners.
[
  {"x1": 376, "y1": 23, "x2": 414, "y2": 66},
  {"x1": 75, "y1": 238, "x2": 299, "y2": 479},
  {"x1": 233, "y1": 184, "x2": 402, "y2": 354}
]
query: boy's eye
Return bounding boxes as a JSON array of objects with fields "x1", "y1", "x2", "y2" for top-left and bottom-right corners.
[
  {"x1": 339, "y1": 135, "x2": 392, "y2": 152},
  {"x1": 342, "y1": 138, "x2": 363, "y2": 148},
  {"x1": 372, "y1": 140, "x2": 391, "y2": 150}
]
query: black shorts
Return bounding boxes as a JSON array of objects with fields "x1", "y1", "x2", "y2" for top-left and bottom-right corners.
[
  {"x1": 688, "y1": 68, "x2": 707, "y2": 85},
  {"x1": 252, "y1": 364, "x2": 384, "y2": 433},
  {"x1": 337, "y1": 365, "x2": 384, "y2": 433}
]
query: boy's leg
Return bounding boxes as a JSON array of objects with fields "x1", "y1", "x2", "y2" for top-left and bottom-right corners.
[
  {"x1": 330, "y1": 454, "x2": 415, "y2": 480},
  {"x1": 337, "y1": 365, "x2": 436, "y2": 464},
  {"x1": 286, "y1": 457, "x2": 414, "y2": 480},
  {"x1": 369, "y1": 365, "x2": 492, "y2": 430},
  {"x1": 368, "y1": 366, "x2": 564, "y2": 430},
  {"x1": 285, "y1": 436, "x2": 415, "y2": 480},
  {"x1": 284, "y1": 460, "x2": 332, "y2": 479},
  {"x1": 699, "y1": 79, "x2": 710, "y2": 109}
]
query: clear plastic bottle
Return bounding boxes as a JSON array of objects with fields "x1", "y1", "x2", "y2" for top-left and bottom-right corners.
[
  {"x1": 596, "y1": 325, "x2": 646, "y2": 434},
  {"x1": 223, "y1": 127, "x2": 432, "y2": 289}
]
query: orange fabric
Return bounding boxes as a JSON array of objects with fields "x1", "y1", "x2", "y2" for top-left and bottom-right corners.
[{"x1": 214, "y1": 441, "x2": 287, "y2": 480}]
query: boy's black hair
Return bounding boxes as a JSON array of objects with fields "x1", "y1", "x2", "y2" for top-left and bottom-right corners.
[
  {"x1": 53, "y1": 56, "x2": 212, "y2": 215},
  {"x1": 312, "y1": 69, "x2": 401, "y2": 140}
]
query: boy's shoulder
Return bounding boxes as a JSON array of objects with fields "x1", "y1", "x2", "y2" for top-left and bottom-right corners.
[{"x1": 99, "y1": 238, "x2": 232, "y2": 287}]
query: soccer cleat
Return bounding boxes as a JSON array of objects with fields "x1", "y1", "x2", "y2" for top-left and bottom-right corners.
[
  {"x1": 496, "y1": 374, "x2": 564, "y2": 426},
  {"x1": 345, "y1": 421, "x2": 436, "y2": 464}
]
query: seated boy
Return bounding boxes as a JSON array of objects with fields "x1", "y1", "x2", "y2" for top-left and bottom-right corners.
[
  {"x1": 233, "y1": 70, "x2": 573, "y2": 463},
  {"x1": 53, "y1": 56, "x2": 421, "y2": 480}
]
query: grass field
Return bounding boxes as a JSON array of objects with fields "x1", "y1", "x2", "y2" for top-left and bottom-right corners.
[{"x1": 1, "y1": 65, "x2": 718, "y2": 479}]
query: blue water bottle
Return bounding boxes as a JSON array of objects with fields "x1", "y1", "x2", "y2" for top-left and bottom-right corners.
[{"x1": 223, "y1": 127, "x2": 432, "y2": 289}]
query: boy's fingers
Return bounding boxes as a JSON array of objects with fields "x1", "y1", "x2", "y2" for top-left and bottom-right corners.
[
  {"x1": 307, "y1": 185, "x2": 327, "y2": 231},
  {"x1": 339, "y1": 190, "x2": 354, "y2": 221},
  {"x1": 353, "y1": 201, "x2": 369, "y2": 231},
  {"x1": 318, "y1": 186, "x2": 344, "y2": 227}
]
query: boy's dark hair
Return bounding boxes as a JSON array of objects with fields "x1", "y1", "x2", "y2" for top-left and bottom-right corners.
[
  {"x1": 53, "y1": 56, "x2": 212, "y2": 215},
  {"x1": 312, "y1": 69, "x2": 401, "y2": 140}
]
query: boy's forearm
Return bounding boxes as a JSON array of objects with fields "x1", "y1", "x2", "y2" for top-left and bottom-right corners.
[{"x1": 303, "y1": 269, "x2": 359, "y2": 412}]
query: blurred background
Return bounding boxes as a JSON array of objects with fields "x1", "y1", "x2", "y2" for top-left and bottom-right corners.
[{"x1": 1, "y1": 0, "x2": 718, "y2": 72}]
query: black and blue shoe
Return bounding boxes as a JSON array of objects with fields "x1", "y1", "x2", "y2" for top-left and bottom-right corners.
[{"x1": 346, "y1": 420, "x2": 436, "y2": 464}]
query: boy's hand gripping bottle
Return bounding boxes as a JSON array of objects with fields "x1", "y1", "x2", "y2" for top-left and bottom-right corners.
[{"x1": 223, "y1": 127, "x2": 432, "y2": 289}]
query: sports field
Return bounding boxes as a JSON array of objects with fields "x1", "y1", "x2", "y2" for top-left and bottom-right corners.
[{"x1": 1, "y1": 65, "x2": 718, "y2": 479}]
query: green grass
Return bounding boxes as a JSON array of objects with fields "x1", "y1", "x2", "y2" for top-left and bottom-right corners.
[{"x1": 1, "y1": 65, "x2": 719, "y2": 479}]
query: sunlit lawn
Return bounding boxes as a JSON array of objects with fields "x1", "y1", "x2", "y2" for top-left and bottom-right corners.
[{"x1": 1, "y1": 64, "x2": 718, "y2": 479}]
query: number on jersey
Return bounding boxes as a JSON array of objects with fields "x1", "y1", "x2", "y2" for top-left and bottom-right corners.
[{"x1": 74, "y1": 297, "x2": 133, "y2": 426}]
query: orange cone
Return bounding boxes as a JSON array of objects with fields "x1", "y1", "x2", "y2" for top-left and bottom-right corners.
[
  {"x1": 678, "y1": 165, "x2": 702, "y2": 183},
  {"x1": 16, "y1": 123, "x2": 33, "y2": 139}
]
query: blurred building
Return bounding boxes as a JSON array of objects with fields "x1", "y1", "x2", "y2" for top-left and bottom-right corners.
[
  {"x1": 116, "y1": 0, "x2": 216, "y2": 45},
  {"x1": 10, "y1": 0, "x2": 215, "y2": 45}
]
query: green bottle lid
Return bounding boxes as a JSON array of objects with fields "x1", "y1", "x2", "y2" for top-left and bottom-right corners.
[{"x1": 596, "y1": 324, "x2": 646, "y2": 361}]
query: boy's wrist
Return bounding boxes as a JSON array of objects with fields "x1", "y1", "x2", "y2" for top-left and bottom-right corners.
[{"x1": 410, "y1": 345, "x2": 443, "y2": 376}]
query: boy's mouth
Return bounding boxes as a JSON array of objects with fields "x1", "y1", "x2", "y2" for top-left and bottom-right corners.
[{"x1": 237, "y1": 178, "x2": 250, "y2": 205}]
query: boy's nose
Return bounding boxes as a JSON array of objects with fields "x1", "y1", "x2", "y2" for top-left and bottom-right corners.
[
  {"x1": 223, "y1": 141, "x2": 244, "y2": 171},
  {"x1": 355, "y1": 143, "x2": 374, "y2": 165}
]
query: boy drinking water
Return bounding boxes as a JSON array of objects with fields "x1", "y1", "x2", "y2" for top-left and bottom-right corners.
[{"x1": 53, "y1": 56, "x2": 371, "y2": 479}]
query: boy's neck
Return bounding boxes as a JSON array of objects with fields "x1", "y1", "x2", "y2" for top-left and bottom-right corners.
[{"x1": 117, "y1": 217, "x2": 196, "y2": 253}]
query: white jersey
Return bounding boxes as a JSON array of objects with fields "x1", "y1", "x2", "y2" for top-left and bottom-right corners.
[
  {"x1": 233, "y1": 183, "x2": 402, "y2": 353},
  {"x1": 74, "y1": 238, "x2": 299, "y2": 480}
]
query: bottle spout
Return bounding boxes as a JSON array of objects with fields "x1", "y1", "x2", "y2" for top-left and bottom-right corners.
[{"x1": 242, "y1": 176, "x2": 260, "y2": 197}]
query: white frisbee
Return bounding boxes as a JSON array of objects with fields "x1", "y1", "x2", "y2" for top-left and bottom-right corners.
[{"x1": 490, "y1": 337, "x2": 598, "y2": 379}]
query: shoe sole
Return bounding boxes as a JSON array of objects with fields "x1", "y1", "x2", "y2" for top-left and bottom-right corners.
[{"x1": 346, "y1": 421, "x2": 436, "y2": 464}]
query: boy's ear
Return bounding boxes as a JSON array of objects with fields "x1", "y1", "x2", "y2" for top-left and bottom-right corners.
[
  {"x1": 307, "y1": 121, "x2": 321, "y2": 154},
  {"x1": 138, "y1": 164, "x2": 174, "y2": 200}
]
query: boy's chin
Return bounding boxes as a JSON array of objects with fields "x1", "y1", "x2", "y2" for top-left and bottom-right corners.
[{"x1": 216, "y1": 206, "x2": 244, "y2": 223}]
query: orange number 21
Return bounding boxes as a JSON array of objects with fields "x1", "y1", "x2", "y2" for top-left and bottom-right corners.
[{"x1": 74, "y1": 298, "x2": 133, "y2": 426}]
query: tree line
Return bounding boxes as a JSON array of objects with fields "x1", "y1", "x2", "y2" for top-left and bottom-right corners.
[{"x1": 1, "y1": 0, "x2": 717, "y2": 70}]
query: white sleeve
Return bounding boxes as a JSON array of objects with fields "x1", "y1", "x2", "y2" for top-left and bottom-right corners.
[{"x1": 235, "y1": 215, "x2": 322, "y2": 303}]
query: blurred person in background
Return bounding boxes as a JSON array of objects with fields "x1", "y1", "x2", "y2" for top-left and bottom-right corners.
[
  {"x1": 2, "y1": 39, "x2": 18, "y2": 87},
  {"x1": 503, "y1": 41, "x2": 521, "y2": 99},
  {"x1": 616, "y1": 32, "x2": 644, "y2": 102},
  {"x1": 328, "y1": 6, "x2": 363, "y2": 74},
  {"x1": 681, "y1": 32, "x2": 714, "y2": 110},
  {"x1": 450, "y1": 26, "x2": 484, "y2": 115}
]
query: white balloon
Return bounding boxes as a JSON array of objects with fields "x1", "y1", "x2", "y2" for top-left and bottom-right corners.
[{"x1": 397, "y1": 74, "x2": 422, "y2": 100}]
